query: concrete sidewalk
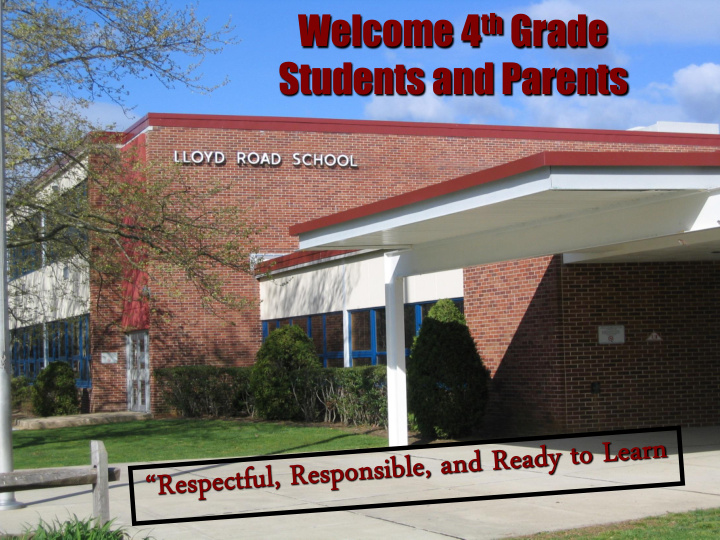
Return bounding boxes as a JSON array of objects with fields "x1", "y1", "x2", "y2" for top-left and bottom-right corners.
[{"x1": 1, "y1": 427, "x2": 718, "y2": 539}]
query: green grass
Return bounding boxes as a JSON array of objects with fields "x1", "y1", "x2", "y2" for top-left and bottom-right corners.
[
  {"x1": 12, "y1": 419, "x2": 387, "y2": 469},
  {"x1": 515, "y1": 507, "x2": 720, "y2": 539}
]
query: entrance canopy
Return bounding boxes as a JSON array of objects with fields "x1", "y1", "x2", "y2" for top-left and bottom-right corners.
[
  {"x1": 292, "y1": 151, "x2": 720, "y2": 275},
  {"x1": 290, "y1": 151, "x2": 720, "y2": 446}
]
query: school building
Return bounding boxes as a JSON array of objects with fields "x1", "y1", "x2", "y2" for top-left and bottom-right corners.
[{"x1": 10, "y1": 114, "x2": 720, "y2": 445}]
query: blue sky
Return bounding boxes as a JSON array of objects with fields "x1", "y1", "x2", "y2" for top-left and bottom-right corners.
[{"x1": 97, "y1": 0, "x2": 720, "y2": 131}]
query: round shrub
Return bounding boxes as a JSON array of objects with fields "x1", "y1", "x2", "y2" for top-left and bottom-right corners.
[
  {"x1": 250, "y1": 325, "x2": 322, "y2": 421},
  {"x1": 32, "y1": 361, "x2": 79, "y2": 417},
  {"x1": 407, "y1": 299, "x2": 490, "y2": 439}
]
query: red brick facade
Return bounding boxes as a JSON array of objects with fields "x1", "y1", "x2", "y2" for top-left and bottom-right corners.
[
  {"x1": 465, "y1": 257, "x2": 719, "y2": 434},
  {"x1": 87, "y1": 114, "x2": 720, "y2": 434},
  {"x1": 561, "y1": 261, "x2": 719, "y2": 431}
]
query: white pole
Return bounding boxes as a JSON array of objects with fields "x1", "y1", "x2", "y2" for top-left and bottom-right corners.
[
  {"x1": 384, "y1": 253, "x2": 408, "y2": 447},
  {"x1": 0, "y1": 0, "x2": 25, "y2": 511}
]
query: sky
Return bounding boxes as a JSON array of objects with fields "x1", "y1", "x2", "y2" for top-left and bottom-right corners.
[{"x1": 96, "y1": 0, "x2": 720, "y2": 132}]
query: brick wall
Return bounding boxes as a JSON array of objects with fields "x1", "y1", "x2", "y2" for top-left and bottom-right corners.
[
  {"x1": 464, "y1": 256, "x2": 564, "y2": 435},
  {"x1": 464, "y1": 258, "x2": 720, "y2": 435},
  {"x1": 88, "y1": 117, "x2": 720, "y2": 414},
  {"x1": 88, "y1": 149, "x2": 134, "y2": 412},
  {"x1": 560, "y1": 261, "x2": 720, "y2": 432}
]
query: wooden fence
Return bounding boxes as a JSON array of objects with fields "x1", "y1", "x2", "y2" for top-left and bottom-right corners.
[{"x1": 0, "y1": 440, "x2": 121, "y2": 524}]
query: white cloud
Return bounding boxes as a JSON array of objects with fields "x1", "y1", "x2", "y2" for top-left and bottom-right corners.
[
  {"x1": 450, "y1": 96, "x2": 517, "y2": 124},
  {"x1": 83, "y1": 102, "x2": 138, "y2": 130},
  {"x1": 365, "y1": 93, "x2": 457, "y2": 123},
  {"x1": 504, "y1": 61, "x2": 720, "y2": 129},
  {"x1": 671, "y1": 63, "x2": 720, "y2": 122},
  {"x1": 363, "y1": 61, "x2": 720, "y2": 130},
  {"x1": 364, "y1": 92, "x2": 517, "y2": 125},
  {"x1": 519, "y1": 95, "x2": 682, "y2": 129}
]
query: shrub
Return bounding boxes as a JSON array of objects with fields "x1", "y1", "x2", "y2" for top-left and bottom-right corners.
[
  {"x1": 11, "y1": 376, "x2": 33, "y2": 411},
  {"x1": 407, "y1": 299, "x2": 490, "y2": 439},
  {"x1": 325, "y1": 366, "x2": 387, "y2": 427},
  {"x1": 154, "y1": 366, "x2": 252, "y2": 417},
  {"x1": 251, "y1": 325, "x2": 322, "y2": 421},
  {"x1": 32, "y1": 361, "x2": 79, "y2": 417}
]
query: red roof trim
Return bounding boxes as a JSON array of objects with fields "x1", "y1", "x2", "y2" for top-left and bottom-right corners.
[
  {"x1": 122, "y1": 113, "x2": 720, "y2": 147},
  {"x1": 289, "y1": 151, "x2": 720, "y2": 236},
  {"x1": 256, "y1": 250, "x2": 356, "y2": 274}
]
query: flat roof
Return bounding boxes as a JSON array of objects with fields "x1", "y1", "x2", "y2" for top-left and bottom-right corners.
[
  {"x1": 290, "y1": 150, "x2": 720, "y2": 275},
  {"x1": 290, "y1": 151, "x2": 720, "y2": 237},
  {"x1": 122, "y1": 113, "x2": 720, "y2": 148}
]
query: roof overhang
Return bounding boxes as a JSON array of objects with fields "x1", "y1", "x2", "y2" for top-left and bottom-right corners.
[{"x1": 292, "y1": 151, "x2": 720, "y2": 277}]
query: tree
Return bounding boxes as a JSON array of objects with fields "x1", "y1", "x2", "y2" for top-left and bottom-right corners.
[
  {"x1": 5, "y1": 0, "x2": 233, "y2": 187},
  {"x1": 3, "y1": 0, "x2": 257, "y2": 322},
  {"x1": 407, "y1": 299, "x2": 490, "y2": 440}
]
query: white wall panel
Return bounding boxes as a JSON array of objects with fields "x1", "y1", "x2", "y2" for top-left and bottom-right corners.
[{"x1": 260, "y1": 255, "x2": 463, "y2": 320}]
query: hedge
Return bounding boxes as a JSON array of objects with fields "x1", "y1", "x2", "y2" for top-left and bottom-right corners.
[
  {"x1": 322, "y1": 366, "x2": 387, "y2": 427},
  {"x1": 154, "y1": 365, "x2": 252, "y2": 417},
  {"x1": 156, "y1": 363, "x2": 387, "y2": 427}
]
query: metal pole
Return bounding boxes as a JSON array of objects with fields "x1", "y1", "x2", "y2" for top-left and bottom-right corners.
[{"x1": 0, "y1": 0, "x2": 26, "y2": 511}]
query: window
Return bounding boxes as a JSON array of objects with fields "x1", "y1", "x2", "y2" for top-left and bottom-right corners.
[
  {"x1": 349, "y1": 308, "x2": 385, "y2": 367},
  {"x1": 350, "y1": 298, "x2": 464, "y2": 367},
  {"x1": 8, "y1": 213, "x2": 43, "y2": 279},
  {"x1": 262, "y1": 312, "x2": 344, "y2": 368},
  {"x1": 262, "y1": 298, "x2": 463, "y2": 369},
  {"x1": 10, "y1": 324, "x2": 44, "y2": 378},
  {"x1": 8, "y1": 180, "x2": 89, "y2": 279},
  {"x1": 11, "y1": 315, "x2": 91, "y2": 388}
]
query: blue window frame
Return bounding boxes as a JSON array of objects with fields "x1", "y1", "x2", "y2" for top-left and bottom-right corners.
[
  {"x1": 349, "y1": 308, "x2": 385, "y2": 367},
  {"x1": 350, "y1": 298, "x2": 464, "y2": 367},
  {"x1": 262, "y1": 312, "x2": 344, "y2": 367},
  {"x1": 262, "y1": 298, "x2": 463, "y2": 368},
  {"x1": 10, "y1": 324, "x2": 44, "y2": 379},
  {"x1": 11, "y1": 314, "x2": 91, "y2": 388}
]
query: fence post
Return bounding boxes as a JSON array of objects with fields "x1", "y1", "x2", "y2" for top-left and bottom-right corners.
[{"x1": 91, "y1": 440, "x2": 109, "y2": 525}]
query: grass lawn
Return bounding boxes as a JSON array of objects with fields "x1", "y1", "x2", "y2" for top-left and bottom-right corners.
[
  {"x1": 515, "y1": 507, "x2": 720, "y2": 539},
  {"x1": 12, "y1": 418, "x2": 387, "y2": 469}
]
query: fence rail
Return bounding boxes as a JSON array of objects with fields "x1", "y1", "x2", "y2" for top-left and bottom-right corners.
[{"x1": 0, "y1": 440, "x2": 120, "y2": 524}]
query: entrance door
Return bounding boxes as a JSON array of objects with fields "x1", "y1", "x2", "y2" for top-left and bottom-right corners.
[{"x1": 126, "y1": 331, "x2": 150, "y2": 412}]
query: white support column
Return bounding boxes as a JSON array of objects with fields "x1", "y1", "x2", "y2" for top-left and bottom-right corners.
[
  {"x1": 342, "y1": 309, "x2": 351, "y2": 367},
  {"x1": 384, "y1": 252, "x2": 408, "y2": 447},
  {"x1": 342, "y1": 263, "x2": 351, "y2": 367}
]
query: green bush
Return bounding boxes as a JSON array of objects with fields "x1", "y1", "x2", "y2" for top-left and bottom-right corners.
[
  {"x1": 11, "y1": 376, "x2": 33, "y2": 411},
  {"x1": 323, "y1": 366, "x2": 387, "y2": 427},
  {"x1": 407, "y1": 299, "x2": 490, "y2": 439},
  {"x1": 154, "y1": 366, "x2": 252, "y2": 417},
  {"x1": 251, "y1": 325, "x2": 322, "y2": 421},
  {"x1": 32, "y1": 361, "x2": 79, "y2": 417}
]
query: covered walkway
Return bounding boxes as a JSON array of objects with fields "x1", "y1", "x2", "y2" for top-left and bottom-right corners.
[{"x1": 291, "y1": 151, "x2": 720, "y2": 446}]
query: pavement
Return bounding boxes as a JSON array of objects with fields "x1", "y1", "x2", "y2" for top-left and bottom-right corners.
[{"x1": 1, "y1": 425, "x2": 718, "y2": 539}]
